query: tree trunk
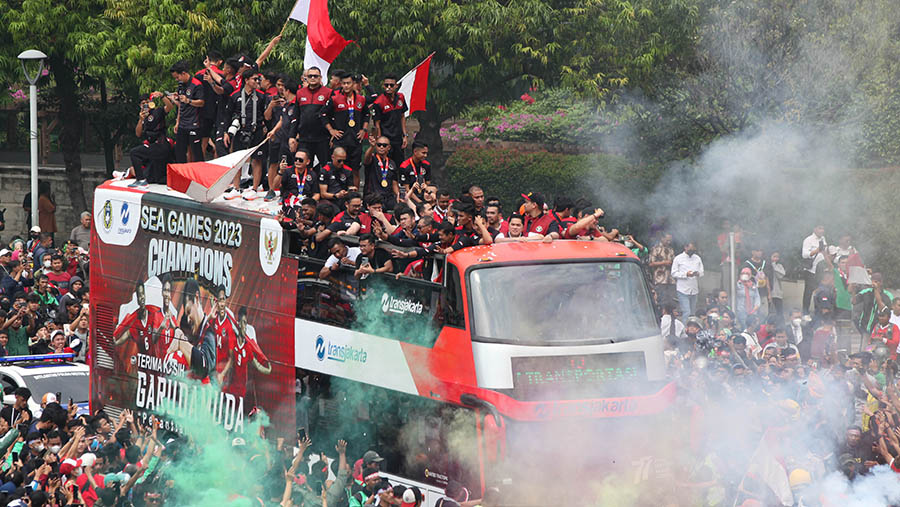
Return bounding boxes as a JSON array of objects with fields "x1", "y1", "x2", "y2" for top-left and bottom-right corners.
[
  {"x1": 415, "y1": 107, "x2": 448, "y2": 187},
  {"x1": 6, "y1": 111, "x2": 19, "y2": 149},
  {"x1": 99, "y1": 78, "x2": 116, "y2": 174},
  {"x1": 50, "y1": 56, "x2": 88, "y2": 215}
]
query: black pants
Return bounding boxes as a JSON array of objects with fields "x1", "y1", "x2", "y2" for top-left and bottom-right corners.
[
  {"x1": 298, "y1": 139, "x2": 330, "y2": 169},
  {"x1": 388, "y1": 141, "x2": 405, "y2": 168},
  {"x1": 174, "y1": 129, "x2": 203, "y2": 163},
  {"x1": 130, "y1": 141, "x2": 170, "y2": 183},
  {"x1": 802, "y1": 269, "x2": 821, "y2": 314}
]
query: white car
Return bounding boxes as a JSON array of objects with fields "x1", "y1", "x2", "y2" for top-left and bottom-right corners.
[{"x1": 0, "y1": 354, "x2": 90, "y2": 416}]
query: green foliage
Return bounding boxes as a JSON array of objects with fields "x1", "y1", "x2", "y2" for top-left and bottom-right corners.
[
  {"x1": 445, "y1": 145, "x2": 646, "y2": 212},
  {"x1": 451, "y1": 88, "x2": 636, "y2": 149}
]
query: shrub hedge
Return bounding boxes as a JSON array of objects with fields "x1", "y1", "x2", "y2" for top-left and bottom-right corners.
[{"x1": 444, "y1": 145, "x2": 658, "y2": 218}]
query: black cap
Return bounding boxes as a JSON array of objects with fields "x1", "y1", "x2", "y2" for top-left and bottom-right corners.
[
  {"x1": 362, "y1": 450, "x2": 384, "y2": 465},
  {"x1": 521, "y1": 192, "x2": 545, "y2": 209}
]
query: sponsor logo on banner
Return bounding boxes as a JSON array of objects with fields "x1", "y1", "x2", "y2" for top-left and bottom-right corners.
[
  {"x1": 117, "y1": 202, "x2": 135, "y2": 236},
  {"x1": 258, "y1": 217, "x2": 282, "y2": 276},
  {"x1": 381, "y1": 293, "x2": 424, "y2": 315},
  {"x1": 101, "y1": 201, "x2": 113, "y2": 232},
  {"x1": 94, "y1": 188, "x2": 142, "y2": 246}
]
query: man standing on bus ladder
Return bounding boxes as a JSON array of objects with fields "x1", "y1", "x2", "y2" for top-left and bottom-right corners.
[
  {"x1": 218, "y1": 307, "x2": 271, "y2": 398},
  {"x1": 671, "y1": 242, "x2": 704, "y2": 317},
  {"x1": 167, "y1": 278, "x2": 216, "y2": 379}
]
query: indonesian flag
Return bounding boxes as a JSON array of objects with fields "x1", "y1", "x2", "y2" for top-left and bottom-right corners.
[
  {"x1": 398, "y1": 53, "x2": 434, "y2": 117},
  {"x1": 166, "y1": 145, "x2": 260, "y2": 202},
  {"x1": 289, "y1": 0, "x2": 351, "y2": 76},
  {"x1": 846, "y1": 252, "x2": 871, "y2": 285},
  {"x1": 733, "y1": 429, "x2": 793, "y2": 506}
]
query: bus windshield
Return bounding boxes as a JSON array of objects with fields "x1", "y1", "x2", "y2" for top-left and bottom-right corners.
[{"x1": 468, "y1": 261, "x2": 658, "y2": 344}]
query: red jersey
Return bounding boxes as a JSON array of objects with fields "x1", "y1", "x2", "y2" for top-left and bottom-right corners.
[
  {"x1": 523, "y1": 212, "x2": 558, "y2": 236},
  {"x1": 147, "y1": 305, "x2": 178, "y2": 359},
  {"x1": 223, "y1": 333, "x2": 269, "y2": 398},
  {"x1": 212, "y1": 311, "x2": 239, "y2": 373},
  {"x1": 114, "y1": 308, "x2": 153, "y2": 355}
]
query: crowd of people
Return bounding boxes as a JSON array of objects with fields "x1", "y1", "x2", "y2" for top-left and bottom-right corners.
[
  {"x1": 0, "y1": 395, "x2": 490, "y2": 507},
  {"x1": 649, "y1": 224, "x2": 900, "y2": 505},
  {"x1": 1, "y1": 37, "x2": 898, "y2": 506},
  {"x1": 0, "y1": 214, "x2": 92, "y2": 361}
]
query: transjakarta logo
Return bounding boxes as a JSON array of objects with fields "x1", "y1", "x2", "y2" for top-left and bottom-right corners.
[
  {"x1": 381, "y1": 293, "x2": 423, "y2": 315},
  {"x1": 315, "y1": 335, "x2": 367, "y2": 363},
  {"x1": 315, "y1": 336, "x2": 326, "y2": 361}
]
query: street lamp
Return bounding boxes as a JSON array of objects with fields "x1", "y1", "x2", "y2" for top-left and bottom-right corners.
[{"x1": 18, "y1": 49, "x2": 47, "y2": 231}]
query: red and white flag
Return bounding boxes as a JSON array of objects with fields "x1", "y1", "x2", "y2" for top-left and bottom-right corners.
[
  {"x1": 289, "y1": 0, "x2": 350, "y2": 76},
  {"x1": 846, "y1": 252, "x2": 871, "y2": 285},
  {"x1": 398, "y1": 53, "x2": 434, "y2": 117},
  {"x1": 166, "y1": 145, "x2": 260, "y2": 202}
]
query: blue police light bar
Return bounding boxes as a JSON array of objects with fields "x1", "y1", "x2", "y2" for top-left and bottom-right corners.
[{"x1": 0, "y1": 353, "x2": 75, "y2": 363}]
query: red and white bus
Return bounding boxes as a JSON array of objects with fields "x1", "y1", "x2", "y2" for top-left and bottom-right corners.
[{"x1": 90, "y1": 180, "x2": 675, "y2": 503}]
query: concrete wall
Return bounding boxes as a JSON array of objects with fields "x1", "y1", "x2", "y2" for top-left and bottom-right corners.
[{"x1": 0, "y1": 164, "x2": 107, "y2": 243}]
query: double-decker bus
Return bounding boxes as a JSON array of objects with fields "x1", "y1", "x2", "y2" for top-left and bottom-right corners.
[{"x1": 90, "y1": 180, "x2": 676, "y2": 504}]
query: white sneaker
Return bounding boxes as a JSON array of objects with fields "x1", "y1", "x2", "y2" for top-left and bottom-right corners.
[
  {"x1": 223, "y1": 186, "x2": 241, "y2": 200},
  {"x1": 242, "y1": 188, "x2": 257, "y2": 201}
]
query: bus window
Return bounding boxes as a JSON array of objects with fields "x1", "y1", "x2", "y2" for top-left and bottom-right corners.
[
  {"x1": 467, "y1": 261, "x2": 658, "y2": 345},
  {"x1": 296, "y1": 256, "x2": 357, "y2": 327},
  {"x1": 296, "y1": 255, "x2": 442, "y2": 347},
  {"x1": 441, "y1": 264, "x2": 464, "y2": 328}
]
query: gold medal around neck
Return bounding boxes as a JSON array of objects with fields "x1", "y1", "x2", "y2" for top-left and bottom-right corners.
[
  {"x1": 348, "y1": 119, "x2": 356, "y2": 127},
  {"x1": 381, "y1": 180, "x2": 388, "y2": 188}
]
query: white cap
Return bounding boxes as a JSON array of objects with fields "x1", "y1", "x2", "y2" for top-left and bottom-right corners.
[
  {"x1": 42, "y1": 392, "x2": 58, "y2": 404},
  {"x1": 30, "y1": 225, "x2": 41, "y2": 233},
  {"x1": 403, "y1": 490, "x2": 416, "y2": 503},
  {"x1": 80, "y1": 453, "x2": 97, "y2": 467},
  {"x1": 0, "y1": 249, "x2": 10, "y2": 257}
]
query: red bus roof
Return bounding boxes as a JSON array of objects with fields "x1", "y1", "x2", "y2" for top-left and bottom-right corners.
[{"x1": 448, "y1": 240, "x2": 638, "y2": 268}]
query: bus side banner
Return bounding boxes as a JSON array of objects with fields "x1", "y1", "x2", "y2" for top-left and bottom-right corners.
[{"x1": 90, "y1": 186, "x2": 297, "y2": 435}]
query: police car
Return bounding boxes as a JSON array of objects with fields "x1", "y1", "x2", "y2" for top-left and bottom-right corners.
[{"x1": 0, "y1": 354, "x2": 90, "y2": 416}]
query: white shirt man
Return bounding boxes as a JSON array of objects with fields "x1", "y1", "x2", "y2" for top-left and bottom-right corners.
[
  {"x1": 671, "y1": 243, "x2": 704, "y2": 316},
  {"x1": 672, "y1": 246, "x2": 703, "y2": 295},
  {"x1": 801, "y1": 226, "x2": 827, "y2": 274}
]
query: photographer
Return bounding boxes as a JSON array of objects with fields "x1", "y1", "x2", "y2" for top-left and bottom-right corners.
[
  {"x1": 164, "y1": 60, "x2": 205, "y2": 163},
  {"x1": 128, "y1": 92, "x2": 170, "y2": 187},
  {"x1": 223, "y1": 67, "x2": 271, "y2": 201}
]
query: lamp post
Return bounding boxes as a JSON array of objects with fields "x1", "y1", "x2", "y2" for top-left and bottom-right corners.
[{"x1": 17, "y1": 49, "x2": 47, "y2": 231}]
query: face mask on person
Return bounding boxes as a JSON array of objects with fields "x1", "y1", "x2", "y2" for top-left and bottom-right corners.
[
  {"x1": 49, "y1": 445, "x2": 61, "y2": 454},
  {"x1": 624, "y1": 240, "x2": 634, "y2": 248},
  {"x1": 686, "y1": 249, "x2": 696, "y2": 256},
  {"x1": 741, "y1": 274, "x2": 751, "y2": 281},
  {"x1": 32, "y1": 443, "x2": 45, "y2": 452},
  {"x1": 43, "y1": 260, "x2": 51, "y2": 269}
]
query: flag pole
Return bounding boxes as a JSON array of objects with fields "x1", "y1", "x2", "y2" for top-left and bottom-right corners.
[{"x1": 280, "y1": 19, "x2": 290, "y2": 37}]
